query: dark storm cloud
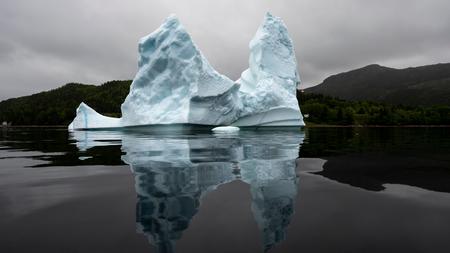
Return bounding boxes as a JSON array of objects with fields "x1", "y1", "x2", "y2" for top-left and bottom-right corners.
[{"x1": 1, "y1": 0, "x2": 449, "y2": 100}]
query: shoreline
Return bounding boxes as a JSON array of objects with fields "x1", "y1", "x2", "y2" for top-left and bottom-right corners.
[
  {"x1": 303, "y1": 124, "x2": 450, "y2": 128},
  {"x1": 2, "y1": 124, "x2": 450, "y2": 129}
]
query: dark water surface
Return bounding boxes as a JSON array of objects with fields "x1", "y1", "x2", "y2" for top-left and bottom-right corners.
[{"x1": 0, "y1": 127, "x2": 449, "y2": 253}]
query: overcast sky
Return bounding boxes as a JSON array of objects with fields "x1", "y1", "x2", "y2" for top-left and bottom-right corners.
[{"x1": 1, "y1": 0, "x2": 449, "y2": 100}]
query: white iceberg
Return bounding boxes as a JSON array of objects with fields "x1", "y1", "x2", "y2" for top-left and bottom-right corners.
[{"x1": 69, "y1": 13, "x2": 304, "y2": 130}]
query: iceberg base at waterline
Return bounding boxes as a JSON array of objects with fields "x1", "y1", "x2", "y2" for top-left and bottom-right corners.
[
  {"x1": 68, "y1": 105, "x2": 304, "y2": 130},
  {"x1": 69, "y1": 13, "x2": 305, "y2": 130}
]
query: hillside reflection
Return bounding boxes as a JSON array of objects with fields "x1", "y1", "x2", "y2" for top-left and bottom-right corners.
[{"x1": 70, "y1": 128, "x2": 304, "y2": 253}]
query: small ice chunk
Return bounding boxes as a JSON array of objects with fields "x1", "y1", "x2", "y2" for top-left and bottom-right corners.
[
  {"x1": 78, "y1": 156, "x2": 93, "y2": 161},
  {"x1": 212, "y1": 126, "x2": 240, "y2": 133}
]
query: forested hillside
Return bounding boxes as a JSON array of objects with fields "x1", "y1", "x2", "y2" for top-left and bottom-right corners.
[
  {"x1": 305, "y1": 63, "x2": 450, "y2": 106},
  {"x1": 0, "y1": 80, "x2": 131, "y2": 125},
  {"x1": 1, "y1": 78, "x2": 449, "y2": 126},
  {"x1": 298, "y1": 92, "x2": 450, "y2": 125}
]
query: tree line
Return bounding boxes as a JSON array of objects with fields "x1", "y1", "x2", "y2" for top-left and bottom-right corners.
[
  {"x1": 298, "y1": 92, "x2": 450, "y2": 125},
  {"x1": 0, "y1": 81, "x2": 449, "y2": 126}
]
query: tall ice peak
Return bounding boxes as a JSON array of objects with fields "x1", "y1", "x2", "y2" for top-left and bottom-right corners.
[
  {"x1": 234, "y1": 13, "x2": 304, "y2": 126},
  {"x1": 252, "y1": 12, "x2": 299, "y2": 82},
  {"x1": 121, "y1": 14, "x2": 240, "y2": 126}
]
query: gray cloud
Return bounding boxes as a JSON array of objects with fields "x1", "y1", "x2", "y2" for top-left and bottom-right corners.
[{"x1": 1, "y1": 0, "x2": 449, "y2": 100}]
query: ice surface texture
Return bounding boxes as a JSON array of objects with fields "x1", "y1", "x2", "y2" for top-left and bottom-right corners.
[
  {"x1": 69, "y1": 13, "x2": 304, "y2": 130},
  {"x1": 121, "y1": 15, "x2": 241, "y2": 126}
]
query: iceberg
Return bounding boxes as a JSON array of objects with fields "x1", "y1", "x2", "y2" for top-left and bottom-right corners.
[{"x1": 69, "y1": 13, "x2": 304, "y2": 130}]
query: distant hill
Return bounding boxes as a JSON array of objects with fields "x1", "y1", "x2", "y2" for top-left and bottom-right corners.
[
  {"x1": 0, "y1": 80, "x2": 131, "y2": 125},
  {"x1": 2, "y1": 64, "x2": 450, "y2": 126},
  {"x1": 305, "y1": 63, "x2": 450, "y2": 106}
]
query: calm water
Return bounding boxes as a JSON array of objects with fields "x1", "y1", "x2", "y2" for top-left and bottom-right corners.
[{"x1": 0, "y1": 127, "x2": 450, "y2": 253}]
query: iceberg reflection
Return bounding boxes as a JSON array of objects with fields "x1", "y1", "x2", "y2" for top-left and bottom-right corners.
[{"x1": 71, "y1": 128, "x2": 304, "y2": 252}]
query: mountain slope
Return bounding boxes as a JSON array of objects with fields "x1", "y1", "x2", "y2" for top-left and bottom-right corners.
[
  {"x1": 305, "y1": 63, "x2": 450, "y2": 106},
  {"x1": 0, "y1": 80, "x2": 131, "y2": 125}
]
